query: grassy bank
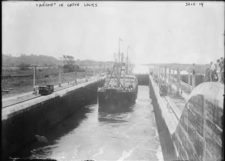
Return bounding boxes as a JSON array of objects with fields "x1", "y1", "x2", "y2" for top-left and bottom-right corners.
[{"x1": 2, "y1": 68, "x2": 96, "y2": 98}]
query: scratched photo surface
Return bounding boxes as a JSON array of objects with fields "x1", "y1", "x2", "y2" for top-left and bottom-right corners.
[{"x1": 2, "y1": 1, "x2": 224, "y2": 161}]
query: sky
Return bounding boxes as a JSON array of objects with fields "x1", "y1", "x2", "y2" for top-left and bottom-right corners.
[{"x1": 2, "y1": 1, "x2": 224, "y2": 65}]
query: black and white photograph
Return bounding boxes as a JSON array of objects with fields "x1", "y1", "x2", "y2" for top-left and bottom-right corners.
[{"x1": 2, "y1": 1, "x2": 224, "y2": 161}]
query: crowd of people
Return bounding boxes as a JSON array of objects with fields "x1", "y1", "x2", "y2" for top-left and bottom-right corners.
[{"x1": 205, "y1": 57, "x2": 224, "y2": 83}]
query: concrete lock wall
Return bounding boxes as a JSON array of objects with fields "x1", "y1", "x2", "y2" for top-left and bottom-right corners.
[
  {"x1": 149, "y1": 76, "x2": 177, "y2": 161},
  {"x1": 149, "y1": 75, "x2": 224, "y2": 161},
  {"x1": 2, "y1": 80, "x2": 104, "y2": 160},
  {"x1": 172, "y1": 82, "x2": 224, "y2": 161}
]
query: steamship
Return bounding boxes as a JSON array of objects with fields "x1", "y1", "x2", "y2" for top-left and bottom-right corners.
[{"x1": 97, "y1": 45, "x2": 138, "y2": 113}]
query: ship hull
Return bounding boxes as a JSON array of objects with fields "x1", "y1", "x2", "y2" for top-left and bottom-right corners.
[{"x1": 98, "y1": 88, "x2": 137, "y2": 113}]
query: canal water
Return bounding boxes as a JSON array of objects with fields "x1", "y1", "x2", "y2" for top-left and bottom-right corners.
[{"x1": 28, "y1": 86, "x2": 163, "y2": 161}]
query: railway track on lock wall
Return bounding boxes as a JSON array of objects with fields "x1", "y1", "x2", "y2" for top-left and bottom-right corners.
[{"x1": 2, "y1": 79, "x2": 94, "y2": 108}]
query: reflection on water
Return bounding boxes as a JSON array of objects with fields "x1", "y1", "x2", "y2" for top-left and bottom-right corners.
[{"x1": 29, "y1": 86, "x2": 163, "y2": 161}]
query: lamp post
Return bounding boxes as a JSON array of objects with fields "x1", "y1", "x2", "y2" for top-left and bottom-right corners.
[
  {"x1": 192, "y1": 64, "x2": 196, "y2": 89},
  {"x1": 58, "y1": 57, "x2": 63, "y2": 87},
  {"x1": 177, "y1": 68, "x2": 181, "y2": 95},
  {"x1": 33, "y1": 65, "x2": 37, "y2": 94},
  {"x1": 58, "y1": 65, "x2": 62, "y2": 87}
]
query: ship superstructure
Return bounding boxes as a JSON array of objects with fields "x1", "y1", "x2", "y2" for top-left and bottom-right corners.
[{"x1": 97, "y1": 41, "x2": 138, "y2": 113}]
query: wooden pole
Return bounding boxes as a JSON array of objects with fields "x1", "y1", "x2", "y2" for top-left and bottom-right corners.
[
  {"x1": 165, "y1": 67, "x2": 167, "y2": 83},
  {"x1": 59, "y1": 66, "x2": 62, "y2": 87},
  {"x1": 33, "y1": 66, "x2": 36, "y2": 89},
  {"x1": 168, "y1": 68, "x2": 171, "y2": 93},
  {"x1": 171, "y1": 69, "x2": 173, "y2": 82},
  {"x1": 192, "y1": 65, "x2": 196, "y2": 89},
  {"x1": 75, "y1": 71, "x2": 77, "y2": 84},
  {"x1": 158, "y1": 66, "x2": 160, "y2": 85},
  {"x1": 177, "y1": 68, "x2": 181, "y2": 95},
  {"x1": 168, "y1": 68, "x2": 171, "y2": 84},
  {"x1": 33, "y1": 66, "x2": 37, "y2": 94}
]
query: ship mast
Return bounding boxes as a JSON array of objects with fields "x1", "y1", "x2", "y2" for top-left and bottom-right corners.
[
  {"x1": 126, "y1": 46, "x2": 129, "y2": 74},
  {"x1": 117, "y1": 38, "x2": 122, "y2": 87},
  {"x1": 118, "y1": 38, "x2": 123, "y2": 63}
]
